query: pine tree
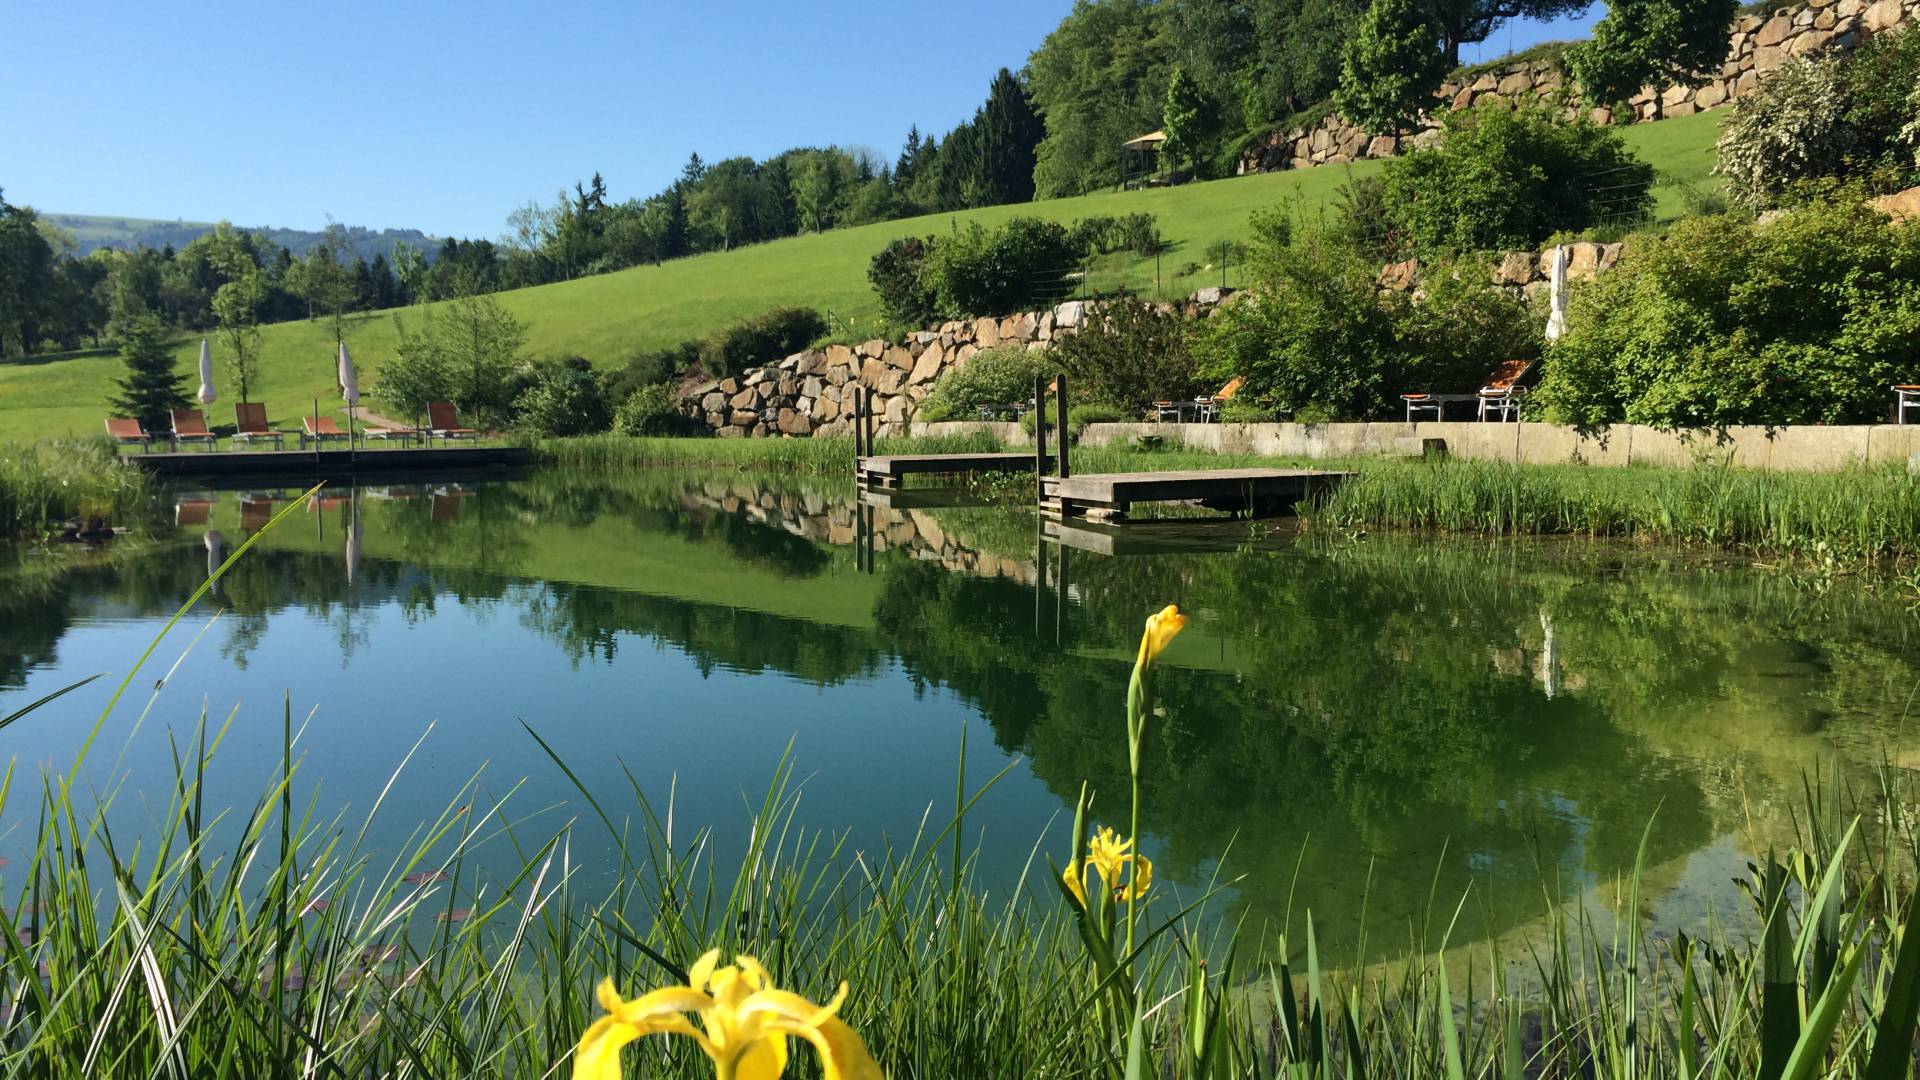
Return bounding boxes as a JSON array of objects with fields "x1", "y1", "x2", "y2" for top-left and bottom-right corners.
[
  {"x1": 1569, "y1": 0, "x2": 1739, "y2": 120},
  {"x1": 973, "y1": 69, "x2": 1044, "y2": 205},
  {"x1": 1333, "y1": 0, "x2": 1449, "y2": 137},
  {"x1": 896, "y1": 125, "x2": 924, "y2": 185},
  {"x1": 1161, "y1": 66, "x2": 1218, "y2": 178},
  {"x1": 111, "y1": 312, "x2": 188, "y2": 426}
]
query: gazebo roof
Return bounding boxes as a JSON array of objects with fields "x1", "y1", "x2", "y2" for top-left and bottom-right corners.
[{"x1": 1121, "y1": 130, "x2": 1166, "y2": 151}]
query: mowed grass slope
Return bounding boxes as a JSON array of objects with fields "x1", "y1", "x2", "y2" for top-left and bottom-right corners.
[{"x1": 0, "y1": 111, "x2": 1721, "y2": 444}]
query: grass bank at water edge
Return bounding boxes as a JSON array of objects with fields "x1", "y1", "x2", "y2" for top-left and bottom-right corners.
[{"x1": 0, "y1": 439, "x2": 158, "y2": 539}]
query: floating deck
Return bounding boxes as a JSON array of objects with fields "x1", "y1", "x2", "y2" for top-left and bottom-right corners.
[
  {"x1": 1039, "y1": 468, "x2": 1348, "y2": 522},
  {"x1": 857, "y1": 453, "x2": 1051, "y2": 488},
  {"x1": 122, "y1": 446, "x2": 532, "y2": 481}
]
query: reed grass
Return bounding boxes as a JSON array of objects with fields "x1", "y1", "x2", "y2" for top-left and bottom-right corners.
[{"x1": 0, "y1": 439, "x2": 158, "y2": 539}]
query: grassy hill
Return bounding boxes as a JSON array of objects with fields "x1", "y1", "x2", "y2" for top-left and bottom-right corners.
[{"x1": 2, "y1": 111, "x2": 1722, "y2": 444}]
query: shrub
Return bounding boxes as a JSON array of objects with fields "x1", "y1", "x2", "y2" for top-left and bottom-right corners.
[
  {"x1": 1718, "y1": 28, "x2": 1920, "y2": 209},
  {"x1": 602, "y1": 339, "x2": 701, "y2": 406},
  {"x1": 1333, "y1": 171, "x2": 1404, "y2": 261},
  {"x1": 698, "y1": 307, "x2": 827, "y2": 378},
  {"x1": 1192, "y1": 211, "x2": 1406, "y2": 420},
  {"x1": 513, "y1": 356, "x2": 613, "y2": 437},
  {"x1": 868, "y1": 237, "x2": 938, "y2": 326},
  {"x1": 1019, "y1": 402, "x2": 1130, "y2": 440},
  {"x1": 922, "y1": 217, "x2": 1081, "y2": 319},
  {"x1": 1066, "y1": 213, "x2": 1163, "y2": 257},
  {"x1": 1383, "y1": 101, "x2": 1654, "y2": 254},
  {"x1": 1530, "y1": 202, "x2": 1920, "y2": 427},
  {"x1": 1396, "y1": 257, "x2": 1542, "y2": 395},
  {"x1": 915, "y1": 346, "x2": 1051, "y2": 422},
  {"x1": 613, "y1": 382, "x2": 706, "y2": 436},
  {"x1": 1053, "y1": 299, "x2": 1203, "y2": 416}
]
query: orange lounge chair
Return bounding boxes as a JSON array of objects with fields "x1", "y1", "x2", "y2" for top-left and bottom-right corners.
[
  {"x1": 1477, "y1": 359, "x2": 1536, "y2": 422},
  {"x1": 302, "y1": 416, "x2": 351, "y2": 448},
  {"x1": 170, "y1": 408, "x2": 219, "y2": 451},
  {"x1": 105, "y1": 417, "x2": 164, "y2": 452},
  {"x1": 174, "y1": 498, "x2": 214, "y2": 526},
  {"x1": 1193, "y1": 376, "x2": 1243, "y2": 423},
  {"x1": 426, "y1": 402, "x2": 478, "y2": 445},
  {"x1": 233, "y1": 403, "x2": 286, "y2": 449}
]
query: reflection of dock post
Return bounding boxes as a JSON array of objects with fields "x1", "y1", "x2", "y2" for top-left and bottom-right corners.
[
  {"x1": 1055, "y1": 544, "x2": 1068, "y2": 646},
  {"x1": 1033, "y1": 517, "x2": 1046, "y2": 636}
]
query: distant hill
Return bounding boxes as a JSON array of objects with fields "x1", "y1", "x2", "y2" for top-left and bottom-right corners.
[{"x1": 44, "y1": 213, "x2": 441, "y2": 262}]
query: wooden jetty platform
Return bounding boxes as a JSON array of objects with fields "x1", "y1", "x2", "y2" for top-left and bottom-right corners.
[
  {"x1": 851, "y1": 385, "x2": 1052, "y2": 488},
  {"x1": 1040, "y1": 468, "x2": 1347, "y2": 522},
  {"x1": 123, "y1": 446, "x2": 532, "y2": 481}
]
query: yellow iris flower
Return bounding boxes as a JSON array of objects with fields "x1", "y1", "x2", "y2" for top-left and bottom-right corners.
[
  {"x1": 1136, "y1": 604, "x2": 1188, "y2": 671},
  {"x1": 1062, "y1": 826, "x2": 1153, "y2": 910},
  {"x1": 575, "y1": 950, "x2": 885, "y2": 1080}
]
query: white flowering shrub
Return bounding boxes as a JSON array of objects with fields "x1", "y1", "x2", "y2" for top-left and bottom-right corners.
[{"x1": 1716, "y1": 56, "x2": 1858, "y2": 209}]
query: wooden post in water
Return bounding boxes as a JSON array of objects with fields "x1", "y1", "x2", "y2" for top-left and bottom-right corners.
[
  {"x1": 1055, "y1": 372, "x2": 1070, "y2": 480},
  {"x1": 863, "y1": 387, "x2": 875, "y2": 458},
  {"x1": 1033, "y1": 375, "x2": 1048, "y2": 502},
  {"x1": 852, "y1": 386, "x2": 863, "y2": 463}
]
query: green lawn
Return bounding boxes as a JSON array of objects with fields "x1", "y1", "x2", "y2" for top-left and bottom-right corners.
[{"x1": 0, "y1": 111, "x2": 1721, "y2": 445}]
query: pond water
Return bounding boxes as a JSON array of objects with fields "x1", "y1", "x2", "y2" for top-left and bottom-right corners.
[{"x1": 2, "y1": 470, "x2": 1917, "y2": 961}]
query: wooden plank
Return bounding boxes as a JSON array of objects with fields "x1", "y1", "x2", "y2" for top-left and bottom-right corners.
[
  {"x1": 124, "y1": 446, "x2": 532, "y2": 479},
  {"x1": 1043, "y1": 468, "x2": 1344, "y2": 504},
  {"x1": 861, "y1": 453, "x2": 1051, "y2": 477}
]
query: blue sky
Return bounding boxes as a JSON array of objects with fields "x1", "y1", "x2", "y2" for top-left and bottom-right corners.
[{"x1": 3, "y1": 1, "x2": 1597, "y2": 240}]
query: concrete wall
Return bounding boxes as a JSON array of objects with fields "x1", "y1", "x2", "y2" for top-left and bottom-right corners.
[{"x1": 969, "y1": 421, "x2": 1920, "y2": 473}]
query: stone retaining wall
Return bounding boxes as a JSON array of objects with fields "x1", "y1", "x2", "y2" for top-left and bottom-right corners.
[
  {"x1": 1236, "y1": 0, "x2": 1920, "y2": 175},
  {"x1": 682, "y1": 289, "x2": 1233, "y2": 439},
  {"x1": 1378, "y1": 241, "x2": 1625, "y2": 300}
]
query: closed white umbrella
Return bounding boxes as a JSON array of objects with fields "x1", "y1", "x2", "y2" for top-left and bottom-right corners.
[
  {"x1": 196, "y1": 339, "x2": 216, "y2": 404},
  {"x1": 1544, "y1": 245, "x2": 1569, "y2": 343},
  {"x1": 338, "y1": 342, "x2": 360, "y2": 405}
]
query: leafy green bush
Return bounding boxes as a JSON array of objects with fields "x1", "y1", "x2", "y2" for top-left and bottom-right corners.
[
  {"x1": 1530, "y1": 202, "x2": 1920, "y2": 426},
  {"x1": 1053, "y1": 299, "x2": 1203, "y2": 416},
  {"x1": 915, "y1": 346, "x2": 1051, "y2": 421},
  {"x1": 513, "y1": 357, "x2": 613, "y2": 437},
  {"x1": 698, "y1": 307, "x2": 827, "y2": 378},
  {"x1": 1192, "y1": 211, "x2": 1405, "y2": 420},
  {"x1": 1383, "y1": 101, "x2": 1654, "y2": 254},
  {"x1": 922, "y1": 218, "x2": 1081, "y2": 319},
  {"x1": 602, "y1": 339, "x2": 702, "y2": 406},
  {"x1": 1396, "y1": 257, "x2": 1541, "y2": 394},
  {"x1": 1018, "y1": 402, "x2": 1129, "y2": 440},
  {"x1": 1066, "y1": 213, "x2": 1163, "y2": 257},
  {"x1": 613, "y1": 382, "x2": 705, "y2": 436},
  {"x1": 868, "y1": 237, "x2": 938, "y2": 326},
  {"x1": 1717, "y1": 28, "x2": 1920, "y2": 209}
]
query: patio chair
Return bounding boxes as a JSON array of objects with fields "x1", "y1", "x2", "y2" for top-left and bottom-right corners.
[
  {"x1": 1153, "y1": 401, "x2": 1182, "y2": 422},
  {"x1": 1193, "y1": 376, "x2": 1243, "y2": 423},
  {"x1": 1477, "y1": 359, "x2": 1537, "y2": 422},
  {"x1": 233, "y1": 402, "x2": 286, "y2": 449},
  {"x1": 1896, "y1": 385, "x2": 1920, "y2": 424},
  {"x1": 426, "y1": 402, "x2": 478, "y2": 444},
  {"x1": 302, "y1": 416, "x2": 351, "y2": 448},
  {"x1": 169, "y1": 408, "x2": 219, "y2": 452},
  {"x1": 105, "y1": 418, "x2": 163, "y2": 452}
]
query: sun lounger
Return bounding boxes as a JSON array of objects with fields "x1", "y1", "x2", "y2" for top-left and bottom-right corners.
[
  {"x1": 233, "y1": 403, "x2": 286, "y2": 449},
  {"x1": 174, "y1": 498, "x2": 214, "y2": 526},
  {"x1": 1477, "y1": 359, "x2": 1536, "y2": 422},
  {"x1": 1896, "y1": 385, "x2": 1920, "y2": 424},
  {"x1": 1192, "y1": 376, "x2": 1243, "y2": 423},
  {"x1": 169, "y1": 408, "x2": 218, "y2": 451},
  {"x1": 105, "y1": 417, "x2": 163, "y2": 452},
  {"x1": 426, "y1": 402, "x2": 478, "y2": 445},
  {"x1": 302, "y1": 416, "x2": 351, "y2": 448}
]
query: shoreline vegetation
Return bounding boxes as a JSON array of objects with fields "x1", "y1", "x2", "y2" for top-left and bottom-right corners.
[
  {"x1": 8, "y1": 566, "x2": 1920, "y2": 1076},
  {"x1": 5, "y1": 433, "x2": 1920, "y2": 561}
]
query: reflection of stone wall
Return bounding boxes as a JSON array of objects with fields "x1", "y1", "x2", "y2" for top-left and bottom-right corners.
[
  {"x1": 681, "y1": 289, "x2": 1233, "y2": 439},
  {"x1": 1237, "y1": 0, "x2": 1920, "y2": 175}
]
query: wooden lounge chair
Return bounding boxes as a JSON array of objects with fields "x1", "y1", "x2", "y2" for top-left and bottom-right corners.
[
  {"x1": 302, "y1": 416, "x2": 351, "y2": 448},
  {"x1": 174, "y1": 498, "x2": 214, "y2": 526},
  {"x1": 426, "y1": 402, "x2": 478, "y2": 445},
  {"x1": 1896, "y1": 385, "x2": 1920, "y2": 424},
  {"x1": 233, "y1": 402, "x2": 286, "y2": 449},
  {"x1": 170, "y1": 408, "x2": 219, "y2": 452},
  {"x1": 105, "y1": 417, "x2": 162, "y2": 452},
  {"x1": 1477, "y1": 359, "x2": 1536, "y2": 422}
]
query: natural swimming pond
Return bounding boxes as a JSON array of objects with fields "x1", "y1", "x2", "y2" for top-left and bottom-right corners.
[{"x1": 2, "y1": 470, "x2": 1917, "y2": 961}]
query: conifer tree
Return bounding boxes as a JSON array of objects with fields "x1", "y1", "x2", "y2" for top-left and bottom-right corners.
[{"x1": 110, "y1": 313, "x2": 188, "y2": 426}]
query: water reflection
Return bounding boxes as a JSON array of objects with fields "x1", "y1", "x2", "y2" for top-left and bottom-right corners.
[{"x1": 1, "y1": 471, "x2": 1916, "y2": 959}]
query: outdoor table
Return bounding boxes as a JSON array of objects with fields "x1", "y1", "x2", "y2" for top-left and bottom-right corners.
[{"x1": 1402, "y1": 393, "x2": 1480, "y2": 421}]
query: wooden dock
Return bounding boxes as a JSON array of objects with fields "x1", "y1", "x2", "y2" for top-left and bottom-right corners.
[
  {"x1": 858, "y1": 453, "x2": 1050, "y2": 488},
  {"x1": 1040, "y1": 468, "x2": 1347, "y2": 522}
]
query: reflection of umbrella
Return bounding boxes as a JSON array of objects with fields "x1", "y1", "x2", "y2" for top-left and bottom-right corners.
[
  {"x1": 345, "y1": 497, "x2": 362, "y2": 584},
  {"x1": 1538, "y1": 609, "x2": 1557, "y2": 700},
  {"x1": 1544, "y1": 245, "x2": 1569, "y2": 343},
  {"x1": 204, "y1": 529, "x2": 226, "y2": 595},
  {"x1": 196, "y1": 340, "x2": 216, "y2": 404}
]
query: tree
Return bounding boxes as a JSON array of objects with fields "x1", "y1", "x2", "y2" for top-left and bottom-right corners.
[
  {"x1": 110, "y1": 312, "x2": 188, "y2": 426},
  {"x1": 286, "y1": 224, "x2": 358, "y2": 351},
  {"x1": 1423, "y1": 0, "x2": 1590, "y2": 66},
  {"x1": 1334, "y1": 0, "x2": 1449, "y2": 136},
  {"x1": 206, "y1": 224, "x2": 267, "y2": 402},
  {"x1": 1161, "y1": 66, "x2": 1218, "y2": 177},
  {"x1": 1569, "y1": 0, "x2": 1739, "y2": 120},
  {"x1": 1027, "y1": 0, "x2": 1177, "y2": 198},
  {"x1": 0, "y1": 190, "x2": 56, "y2": 359},
  {"x1": 973, "y1": 68, "x2": 1045, "y2": 205}
]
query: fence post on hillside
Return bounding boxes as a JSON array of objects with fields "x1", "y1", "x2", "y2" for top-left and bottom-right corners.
[
  {"x1": 1055, "y1": 372, "x2": 1070, "y2": 480},
  {"x1": 1034, "y1": 375, "x2": 1048, "y2": 503}
]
